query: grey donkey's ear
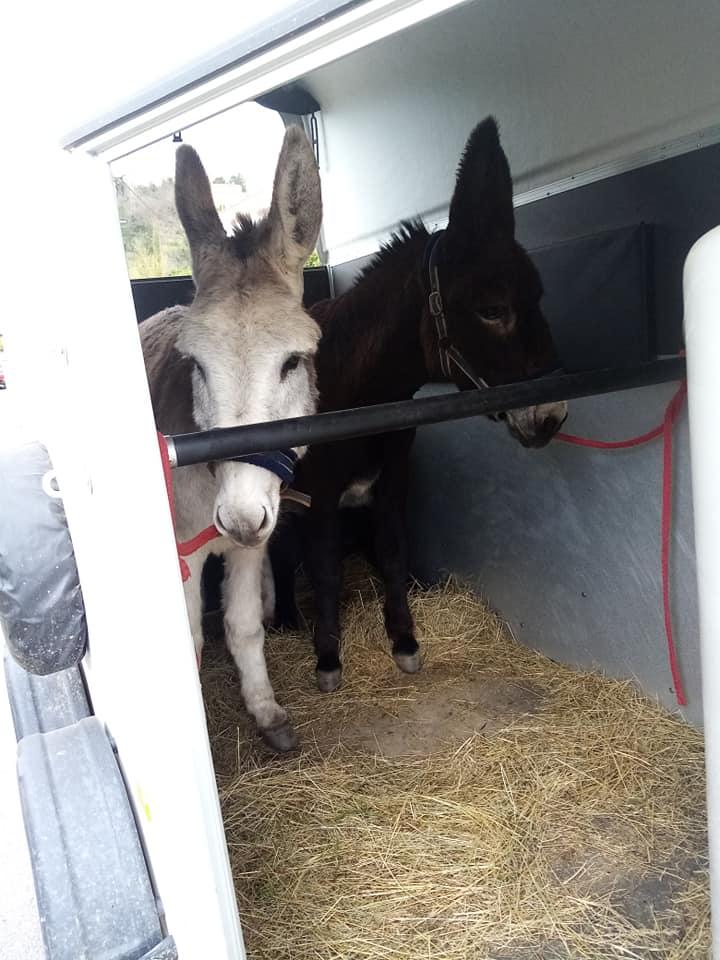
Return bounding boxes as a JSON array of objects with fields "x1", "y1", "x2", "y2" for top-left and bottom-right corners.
[
  {"x1": 445, "y1": 116, "x2": 515, "y2": 258},
  {"x1": 266, "y1": 126, "x2": 322, "y2": 276},
  {"x1": 174, "y1": 146, "x2": 226, "y2": 274}
]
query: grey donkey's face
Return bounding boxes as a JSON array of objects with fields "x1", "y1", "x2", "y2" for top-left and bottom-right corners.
[{"x1": 175, "y1": 127, "x2": 322, "y2": 546}]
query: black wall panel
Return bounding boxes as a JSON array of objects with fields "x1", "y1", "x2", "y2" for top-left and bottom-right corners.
[
  {"x1": 528, "y1": 224, "x2": 653, "y2": 371},
  {"x1": 515, "y1": 142, "x2": 720, "y2": 356},
  {"x1": 131, "y1": 266, "x2": 332, "y2": 322}
]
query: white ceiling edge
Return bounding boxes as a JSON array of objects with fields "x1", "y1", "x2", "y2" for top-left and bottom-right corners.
[
  {"x1": 76, "y1": 0, "x2": 470, "y2": 162},
  {"x1": 513, "y1": 123, "x2": 720, "y2": 207}
]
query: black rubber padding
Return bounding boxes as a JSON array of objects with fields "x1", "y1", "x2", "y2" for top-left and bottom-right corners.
[{"x1": 0, "y1": 442, "x2": 88, "y2": 675}]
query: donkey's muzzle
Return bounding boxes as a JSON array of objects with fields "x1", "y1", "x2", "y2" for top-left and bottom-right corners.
[
  {"x1": 215, "y1": 504, "x2": 273, "y2": 547},
  {"x1": 505, "y1": 402, "x2": 568, "y2": 448}
]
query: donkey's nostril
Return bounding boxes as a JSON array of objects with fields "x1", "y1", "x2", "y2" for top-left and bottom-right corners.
[
  {"x1": 214, "y1": 507, "x2": 228, "y2": 535},
  {"x1": 541, "y1": 412, "x2": 564, "y2": 437},
  {"x1": 257, "y1": 507, "x2": 268, "y2": 533},
  {"x1": 214, "y1": 504, "x2": 272, "y2": 544}
]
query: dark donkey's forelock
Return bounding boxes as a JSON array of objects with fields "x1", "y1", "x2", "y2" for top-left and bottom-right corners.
[{"x1": 271, "y1": 116, "x2": 567, "y2": 692}]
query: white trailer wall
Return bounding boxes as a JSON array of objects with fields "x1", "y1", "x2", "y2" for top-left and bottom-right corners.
[{"x1": 301, "y1": 0, "x2": 720, "y2": 263}]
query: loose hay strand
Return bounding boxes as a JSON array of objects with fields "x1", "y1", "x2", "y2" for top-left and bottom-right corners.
[{"x1": 201, "y1": 564, "x2": 709, "y2": 959}]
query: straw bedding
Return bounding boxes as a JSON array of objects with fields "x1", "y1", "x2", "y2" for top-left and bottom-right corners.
[{"x1": 201, "y1": 563, "x2": 709, "y2": 959}]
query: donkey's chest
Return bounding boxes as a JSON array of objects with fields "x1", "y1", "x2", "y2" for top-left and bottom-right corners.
[{"x1": 339, "y1": 470, "x2": 380, "y2": 508}]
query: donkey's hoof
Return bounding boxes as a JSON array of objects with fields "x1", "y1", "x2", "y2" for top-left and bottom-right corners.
[
  {"x1": 261, "y1": 721, "x2": 298, "y2": 753},
  {"x1": 393, "y1": 651, "x2": 421, "y2": 674},
  {"x1": 316, "y1": 668, "x2": 342, "y2": 693}
]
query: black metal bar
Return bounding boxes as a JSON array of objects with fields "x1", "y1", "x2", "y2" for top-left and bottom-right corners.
[{"x1": 168, "y1": 357, "x2": 686, "y2": 468}]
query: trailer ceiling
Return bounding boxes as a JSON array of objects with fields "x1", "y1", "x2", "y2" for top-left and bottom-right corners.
[
  {"x1": 292, "y1": 0, "x2": 720, "y2": 263},
  {"x1": 62, "y1": 1, "x2": 357, "y2": 149},
  {"x1": 62, "y1": 0, "x2": 471, "y2": 160}
]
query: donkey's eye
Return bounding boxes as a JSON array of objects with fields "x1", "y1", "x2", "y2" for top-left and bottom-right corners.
[
  {"x1": 280, "y1": 353, "x2": 303, "y2": 380},
  {"x1": 480, "y1": 305, "x2": 508, "y2": 322},
  {"x1": 194, "y1": 362, "x2": 208, "y2": 384}
]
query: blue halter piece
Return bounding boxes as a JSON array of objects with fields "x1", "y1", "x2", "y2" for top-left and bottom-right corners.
[{"x1": 230, "y1": 448, "x2": 299, "y2": 487}]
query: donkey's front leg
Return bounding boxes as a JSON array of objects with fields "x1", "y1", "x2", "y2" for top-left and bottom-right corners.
[
  {"x1": 260, "y1": 550, "x2": 276, "y2": 628},
  {"x1": 307, "y1": 498, "x2": 344, "y2": 692},
  {"x1": 268, "y1": 512, "x2": 303, "y2": 630},
  {"x1": 372, "y1": 432, "x2": 420, "y2": 673},
  {"x1": 223, "y1": 546, "x2": 297, "y2": 752}
]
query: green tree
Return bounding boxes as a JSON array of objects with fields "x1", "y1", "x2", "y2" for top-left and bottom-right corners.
[
  {"x1": 115, "y1": 177, "x2": 192, "y2": 279},
  {"x1": 114, "y1": 175, "x2": 320, "y2": 278}
]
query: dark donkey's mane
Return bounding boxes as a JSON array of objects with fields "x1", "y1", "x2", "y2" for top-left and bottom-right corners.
[{"x1": 310, "y1": 220, "x2": 432, "y2": 410}]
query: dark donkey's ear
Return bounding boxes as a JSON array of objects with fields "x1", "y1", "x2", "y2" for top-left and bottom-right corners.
[
  {"x1": 445, "y1": 116, "x2": 515, "y2": 257},
  {"x1": 174, "y1": 146, "x2": 226, "y2": 279},
  {"x1": 266, "y1": 126, "x2": 322, "y2": 279}
]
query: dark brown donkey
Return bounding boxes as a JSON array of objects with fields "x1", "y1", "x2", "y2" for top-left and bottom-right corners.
[{"x1": 270, "y1": 117, "x2": 567, "y2": 693}]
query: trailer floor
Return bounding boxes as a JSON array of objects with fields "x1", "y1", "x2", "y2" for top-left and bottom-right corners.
[{"x1": 201, "y1": 568, "x2": 709, "y2": 959}]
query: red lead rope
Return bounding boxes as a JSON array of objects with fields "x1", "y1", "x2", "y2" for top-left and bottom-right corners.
[
  {"x1": 157, "y1": 432, "x2": 219, "y2": 582},
  {"x1": 556, "y1": 379, "x2": 688, "y2": 706},
  {"x1": 156, "y1": 382, "x2": 688, "y2": 707}
]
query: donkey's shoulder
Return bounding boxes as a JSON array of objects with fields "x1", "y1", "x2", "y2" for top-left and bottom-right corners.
[
  {"x1": 140, "y1": 306, "x2": 198, "y2": 435},
  {"x1": 140, "y1": 305, "x2": 186, "y2": 361}
]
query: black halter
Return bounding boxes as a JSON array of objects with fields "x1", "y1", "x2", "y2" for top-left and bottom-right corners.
[
  {"x1": 231, "y1": 449, "x2": 311, "y2": 508},
  {"x1": 423, "y1": 230, "x2": 562, "y2": 395},
  {"x1": 229, "y1": 448, "x2": 299, "y2": 486},
  {"x1": 423, "y1": 230, "x2": 491, "y2": 391}
]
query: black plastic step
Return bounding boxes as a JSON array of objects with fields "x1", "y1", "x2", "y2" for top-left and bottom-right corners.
[{"x1": 17, "y1": 716, "x2": 170, "y2": 960}]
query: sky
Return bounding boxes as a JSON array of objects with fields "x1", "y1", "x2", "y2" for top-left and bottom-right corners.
[
  {"x1": 11, "y1": 0, "x2": 302, "y2": 140},
  {"x1": 66, "y1": 0, "x2": 300, "y2": 194},
  {"x1": 111, "y1": 102, "x2": 288, "y2": 194},
  {"x1": 29, "y1": 2, "x2": 303, "y2": 225}
]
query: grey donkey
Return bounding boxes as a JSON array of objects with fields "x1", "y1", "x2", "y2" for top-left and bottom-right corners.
[{"x1": 141, "y1": 126, "x2": 322, "y2": 751}]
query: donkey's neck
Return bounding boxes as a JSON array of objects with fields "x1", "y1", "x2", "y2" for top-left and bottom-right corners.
[{"x1": 312, "y1": 224, "x2": 433, "y2": 411}]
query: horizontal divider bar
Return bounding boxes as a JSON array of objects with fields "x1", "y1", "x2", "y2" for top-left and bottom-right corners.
[{"x1": 167, "y1": 357, "x2": 686, "y2": 468}]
